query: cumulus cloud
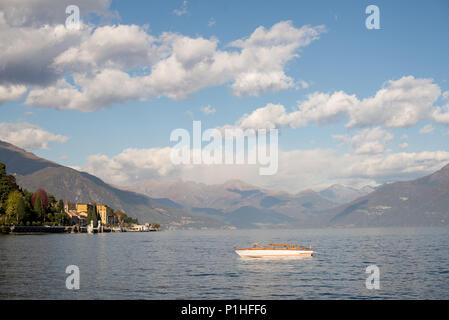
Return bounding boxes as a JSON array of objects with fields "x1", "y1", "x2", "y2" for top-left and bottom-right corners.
[
  {"x1": 228, "y1": 22, "x2": 325, "y2": 96},
  {"x1": 0, "y1": 0, "x2": 113, "y2": 27},
  {"x1": 347, "y1": 76, "x2": 441, "y2": 128},
  {"x1": 52, "y1": 24, "x2": 160, "y2": 72},
  {"x1": 333, "y1": 127, "x2": 393, "y2": 155},
  {"x1": 0, "y1": 84, "x2": 27, "y2": 105},
  {"x1": 84, "y1": 147, "x2": 178, "y2": 186},
  {"x1": 25, "y1": 70, "x2": 147, "y2": 111},
  {"x1": 0, "y1": 15, "x2": 91, "y2": 87},
  {"x1": 419, "y1": 124, "x2": 434, "y2": 134},
  {"x1": 0, "y1": 122, "x2": 68, "y2": 150},
  {"x1": 2, "y1": 2, "x2": 325, "y2": 110},
  {"x1": 431, "y1": 99, "x2": 449, "y2": 125},
  {"x1": 230, "y1": 76, "x2": 443, "y2": 130}
]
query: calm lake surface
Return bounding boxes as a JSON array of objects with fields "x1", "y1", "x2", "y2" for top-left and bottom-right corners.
[{"x1": 0, "y1": 227, "x2": 448, "y2": 299}]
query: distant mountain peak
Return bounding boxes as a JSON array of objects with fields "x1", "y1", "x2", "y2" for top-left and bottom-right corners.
[
  {"x1": 221, "y1": 179, "x2": 255, "y2": 190},
  {"x1": 319, "y1": 184, "x2": 373, "y2": 205}
]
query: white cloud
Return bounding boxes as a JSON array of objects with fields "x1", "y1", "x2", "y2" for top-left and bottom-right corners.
[
  {"x1": 0, "y1": 13, "x2": 90, "y2": 86},
  {"x1": 431, "y1": 100, "x2": 449, "y2": 125},
  {"x1": 201, "y1": 105, "x2": 216, "y2": 115},
  {"x1": 84, "y1": 147, "x2": 177, "y2": 186},
  {"x1": 236, "y1": 103, "x2": 291, "y2": 129},
  {"x1": 16, "y1": 20, "x2": 324, "y2": 111},
  {"x1": 0, "y1": 122, "x2": 68, "y2": 150},
  {"x1": 230, "y1": 76, "x2": 443, "y2": 130},
  {"x1": 0, "y1": 84, "x2": 27, "y2": 105},
  {"x1": 228, "y1": 22, "x2": 325, "y2": 96},
  {"x1": 52, "y1": 24, "x2": 159, "y2": 72},
  {"x1": 399, "y1": 142, "x2": 408, "y2": 149},
  {"x1": 0, "y1": 0, "x2": 113, "y2": 27},
  {"x1": 173, "y1": 1, "x2": 188, "y2": 16},
  {"x1": 26, "y1": 70, "x2": 147, "y2": 111},
  {"x1": 333, "y1": 127, "x2": 393, "y2": 155},
  {"x1": 347, "y1": 76, "x2": 441, "y2": 128},
  {"x1": 419, "y1": 124, "x2": 434, "y2": 134},
  {"x1": 231, "y1": 71, "x2": 295, "y2": 97}
]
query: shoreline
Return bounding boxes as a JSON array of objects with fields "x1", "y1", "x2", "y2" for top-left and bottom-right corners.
[{"x1": 0, "y1": 225, "x2": 160, "y2": 234}]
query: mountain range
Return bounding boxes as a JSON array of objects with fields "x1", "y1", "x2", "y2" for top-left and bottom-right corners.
[
  {"x1": 126, "y1": 179, "x2": 372, "y2": 228},
  {"x1": 328, "y1": 163, "x2": 449, "y2": 227},
  {"x1": 1, "y1": 139, "x2": 448, "y2": 228}
]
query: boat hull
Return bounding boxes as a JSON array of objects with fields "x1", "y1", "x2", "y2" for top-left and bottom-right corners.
[{"x1": 235, "y1": 249, "x2": 314, "y2": 258}]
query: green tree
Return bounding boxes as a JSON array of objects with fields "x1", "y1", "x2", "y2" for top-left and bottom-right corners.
[
  {"x1": 54, "y1": 211, "x2": 68, "y2": 226},
  {"x1": 0, "y1": 162, "x2": 19, "y2": 217},
  {"x1": 87, "y1": 204, "x2": 98, "y2": 227},
  {"x1": 33, "y1": 195, "x2": 45, "y2": 223},
  {"x1": 6, "y1": 190, "x2": 26, "y2": 224},
  {"x1": 56, "y1": 199, "x2": 64, "y2": 213},
  {"x1": 48, "y1": 194, "x2": 56, "y2": 206},
  {"x1": 16, "y1": 195, "x2": 27, "y2": 224}
]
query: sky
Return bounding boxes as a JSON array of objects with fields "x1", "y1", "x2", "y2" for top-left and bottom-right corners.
[{"x1": 1, "y1": 0, "x2": 449, "y2": 192}]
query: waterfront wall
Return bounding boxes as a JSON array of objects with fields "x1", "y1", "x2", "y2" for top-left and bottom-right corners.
[{"x1": 8, "y1": 226, "x2": 67, "y2": 234}]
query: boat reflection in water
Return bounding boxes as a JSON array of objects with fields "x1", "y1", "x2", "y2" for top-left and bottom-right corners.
[{"x1": 234, "y1": 243, "x2": 314, "y2": 259}]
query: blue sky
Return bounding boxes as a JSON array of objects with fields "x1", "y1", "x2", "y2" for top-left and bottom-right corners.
[{"x1": 1, "y1": 0, "x2": 449, "y2": 191}]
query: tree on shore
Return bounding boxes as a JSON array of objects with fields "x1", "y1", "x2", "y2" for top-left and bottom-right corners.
[
  {"x1": 87, "y1": 204, "x2": 98, "y2": 227},
  {"x1": 0, "y1": 163, "x2": 19, "y2": 216},
  {"x1": 32, "y1": 189, "x2": 48, "y2": 223},
  {"x1": 114, "y1": 209, "x2": 139, "y2": 227},
  {"x1": 33, "y1": 195, "x2": 45, "y2": 223},
  {"x1": 5, "y1": 190, "x2": 28, "y2": 224},
  {"x1": 16, "y1": 196, "x2": 27, "y2": 224},
  {"x1": 56, "y1": 199, "x2": 64, "y2": 213},
  {"x1": 31, "y1": 189, "x2": 48, "y2": 211}
]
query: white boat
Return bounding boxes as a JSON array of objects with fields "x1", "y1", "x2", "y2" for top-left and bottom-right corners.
[{"x1": 234, "y1": 243, "x2": 314, "y2": 258}]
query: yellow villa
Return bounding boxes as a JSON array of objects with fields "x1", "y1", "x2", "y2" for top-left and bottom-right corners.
[
  {"x1": 96, "y1": 204, "x2": 116, "y2": 226},
  {"x1": 73, "y1": 203, "x2": 117, "y2": 226},
  {"x1": 76, "y1": 203, "x2": 92, "y2": 218}
]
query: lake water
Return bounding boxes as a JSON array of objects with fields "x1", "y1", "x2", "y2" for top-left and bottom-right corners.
[{"x1": 0, "y1": 227, "x2": 448, "y2": 299}]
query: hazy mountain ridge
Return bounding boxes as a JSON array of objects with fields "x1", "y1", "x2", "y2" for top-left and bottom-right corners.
[
  {"x1": 328, "y1": 164, "x2": 449, "y2": 227},
  {"x1": 319, "y1": 184, "x2": 375, "y2": 204},
  {"x1": 126, "y1": 179, "x2": 372, "y2": 227}
]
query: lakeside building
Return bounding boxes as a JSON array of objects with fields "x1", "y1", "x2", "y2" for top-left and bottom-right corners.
[
  {"x1": 64, "y1": 202, "x2": 118, "y2": 227},
  {"x1": 64, "y1": 201, "x2": 86, "y2": 226},
  {"x1": 76, "y1": 203, "x2": 93, "y2": 218},
  {"x1": 96, "y1": 204, "x2": 117, "y2": 226}
]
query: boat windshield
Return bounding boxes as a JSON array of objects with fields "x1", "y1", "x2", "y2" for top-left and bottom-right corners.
[{"x1": 268, "y1": 243, "x2": 301, "y2": 249}]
